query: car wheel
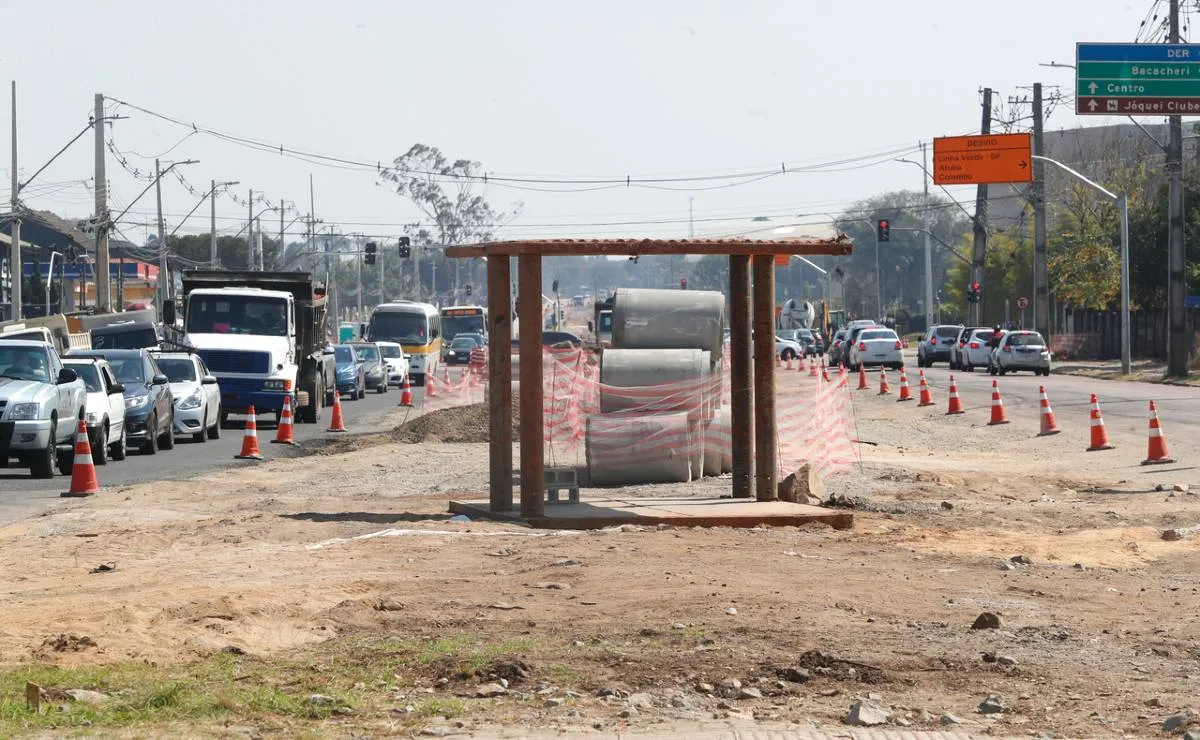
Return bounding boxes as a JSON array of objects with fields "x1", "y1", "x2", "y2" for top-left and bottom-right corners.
[
  {"x1": 219, "y1": 411, "x2": 231, "y2": 429},
  {"x1": 143, "y1": 415, "x2": 158, "y2": 455},
  {"x1": 30, "y1": 418, "x2": 56, "y2": 479},
  {"x1": 208, "y1": 406, "x2": 221, "y2": 439},
  {"x1": 160, "y1": 413, "x2": 176, "y2": 450},
  {"x1": 93, "y1": 424, "x2": 109, "y2": 466},
  {"x1": 963, "y1": 361, "x2": 973, "y2": 373},
  {"x1": 111, "y1": 426, "x2": 127, "y2": 461},
  {"x1": 194, "y1": 406, "x2": 208, "y2": 443},
  {"x1": 998, "y1": 366, "x2": 1007, "y2": 376}
]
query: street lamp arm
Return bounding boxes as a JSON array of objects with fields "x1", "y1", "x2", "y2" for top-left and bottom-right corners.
[
  {"x1": 895, "y1": 157, "x2": 987, "y2": 229},
  {"x1": 1031, "y1": 155, "x2": 1117, "y2": 201}
]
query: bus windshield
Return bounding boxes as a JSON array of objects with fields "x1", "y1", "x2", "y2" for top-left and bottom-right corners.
[
  {"x1": 441, "y1": 311, "x2": 485, "y2": 340},
  {"x1": 186, "y1": 295, "x2": 289, "y2": 337},
  {"x1": 369, "y1": 312, "x2": 431, "y2": 345}
]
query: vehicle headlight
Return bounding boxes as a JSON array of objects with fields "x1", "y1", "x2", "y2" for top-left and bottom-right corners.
[
  {"x1": 263, "y1": 378, "x2": 292, "y2": 391},
  {"x1": 447, "y1": 350, "x2": 456, "y2": 356},
  {"x1": 85, "y1": 411, "x2": 100, "y2": 425},
  {"x1": 8, "y1": 402, "x2": 40, "y2": 421},
  {"x1": 178, "y1": 390, "x2": 203, "y2": 410},
  {"x1": 125, "y1": 394, "x2": 151, "y2": 410},
  {"x1": 336, "y1": 367, "x2": 354, "y2": 379}
]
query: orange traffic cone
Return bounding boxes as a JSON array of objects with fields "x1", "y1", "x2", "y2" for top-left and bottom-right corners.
[
  {"x1": 426, "y1": 372, "x2": 438, "y2": 398},
  {"x1": 1142, "y1": 400, "x2": 1174, "y2": 464},
  {"x1": 272, "y1": 395, "x2": 297, "y2": 445},
  {"x1": 1038, "y1": 386, "x2": 1060, "y2": 436},
  {"x1": 808, "y1": 358, "x2": 818, "y2": 377},
  {"x1": 785, "y1": 355, "x2": 793, "y2": 371},
  {"x1": 62, "y1": 410, "x2": 100, "y2": 497},
  {"x1": 917, "y1": 369, "x2": 935, "y2": 407},
  {"x1": 822, "y1": 360, "x2": 831, "y2": 382},
  {"x1": 1087, "y1": 394, "x2": 1114, "y2": 451},
  {"x1": 988, "y1": 380, "x2": 1010, "y2": 425},
  {"x1": 946, "y1": 375, "x2": 964, "y2": 415},
  {"x1": 857, "y1": 364, "x2": 869, "y2": 390},
  {"x1": 399, "y1": 375, "x2": 414, "y2": 407},
  {"x1": 443, "y1": 364, "x2": 452, "y2": 388},
  {"x1": 878, "y1": 367, "x2": 891, "y2": 395},
  {"x1": 326, "y1": 392, "x2": 347, "y2": 433},
  {"x1": 897, "y1": 369, "x2": 913, "y2": 401},
  {"x1": 236, "y1": 405, "x2": 264, "y2": 459}
]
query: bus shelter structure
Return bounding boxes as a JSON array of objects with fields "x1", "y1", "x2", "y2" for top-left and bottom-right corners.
[{"x1": 444, "y1": 237, "x2": 853, "y2": 519}]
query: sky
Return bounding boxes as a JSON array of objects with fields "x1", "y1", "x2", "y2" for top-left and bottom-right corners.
[{"x1": 0, "y1": 0, "x2": 1169, "y2": 247}]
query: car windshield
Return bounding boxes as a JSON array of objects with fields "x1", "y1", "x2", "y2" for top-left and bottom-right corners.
[
  {"x1": 156, "y1": 358, "x2": 197, "y2": 382},
  {"x1": 972, "y1": 330, "x2": 992, "y2": 341},
  {"x1": 0, "y1": 346, "x2": 51, "y2": 382},
  {"x1": 1008, "y1": 333, "x2": 1045, "y2": 347},
  {"x1": 107, "y1": 356, "x2": 146, "y2": 384},
  {"x1": 66, "y1": 362, "x2": 103, "y2": 392},
  {"x1": 860, "y1": 330, "x2": 896, "y2": 340},
  {"x1": 92, "y1": 326, "x2": 158, "y2": 349},
  {"x1": 797, "y1": 330, "x2": 814, "y2": 339},
  {"x1": 334, "y1": 346, "x2": 354, "y2": 364},
  {"x1": 379, "y1": 345, "x2": 402, "y2": 359},
  {"x1": 935, "y1": 326, "x2": 962, "y2": 339},
  {"x1": 186, "y1": 295, "x2": 288, "y2": 337},
  {"x1": 451, "y1": 338, "x2": 476, "y2": 350},
  {"x1": 354, "y1": 345, "x2": 380, "y2": 362},
  {"x1": 367, "y1": 312, "x2": 430, "y2": 344},
  {"x1": 442, "y1": 313, "x2": 486, "y2": 340}
]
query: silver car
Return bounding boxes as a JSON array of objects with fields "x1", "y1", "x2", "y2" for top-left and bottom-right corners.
[
  {"x1": 153, "y1": 352, "x2": 222, "y2": 442},
  {"x1": 954, "y1": 328, "x2": 996, "y2": 373},
  {"x1": 989, "y1": 331, "x2": 1051, "y2": 376},
  {"x1": 848, "y1": 327, "x2": 903, "y2": 370}
]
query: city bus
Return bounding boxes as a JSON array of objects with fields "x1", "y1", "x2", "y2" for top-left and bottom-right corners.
[
  {"x1": 365, "y1": 301, "x2": 441, "y2": 385},
  {"x1": 439, "y1": 305, "x2": 487, "y2": 342}
]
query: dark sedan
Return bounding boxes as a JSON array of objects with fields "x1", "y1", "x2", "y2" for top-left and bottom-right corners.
[
  {"x1": 443, "y1": 336, "x2": 481, "y2": 365},
  {"x1": 71, "y1": 348, "x2": 175, "y2": 454}
]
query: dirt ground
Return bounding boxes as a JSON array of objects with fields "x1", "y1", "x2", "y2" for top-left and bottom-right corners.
[{"x1": 2, "y1": 378, "x2": 1200, "y2": 738}]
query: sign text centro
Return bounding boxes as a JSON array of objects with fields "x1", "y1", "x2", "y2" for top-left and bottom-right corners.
[{"x1": 932, "y1": 133, "x2": 1033, "y2": 186}]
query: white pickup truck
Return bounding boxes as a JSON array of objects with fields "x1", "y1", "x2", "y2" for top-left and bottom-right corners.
[{"x1": 0, "y1": 341, "x2": 87, "y2": 477}]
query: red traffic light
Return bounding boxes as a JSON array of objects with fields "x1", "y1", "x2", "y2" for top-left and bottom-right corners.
[
  {"x1": 971, "y1": 281, "x2": 981, "y2": 291},
  {"x1": 879, "y1": 220, "x2": 889, "y2": 229}
]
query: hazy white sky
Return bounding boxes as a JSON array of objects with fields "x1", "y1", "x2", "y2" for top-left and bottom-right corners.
[{"x1": 0, "y1": 1, "x2": 1160, "y2": 245}]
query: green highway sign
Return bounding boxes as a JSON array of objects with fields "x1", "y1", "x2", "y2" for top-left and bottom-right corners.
[{"x1": 1077, "y1": 42, "x2": 1200, "y2": 115}]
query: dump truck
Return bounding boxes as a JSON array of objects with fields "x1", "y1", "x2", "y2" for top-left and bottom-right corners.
[{"x1": 169, "y1": 271, "x2": 336, "y2": 426}]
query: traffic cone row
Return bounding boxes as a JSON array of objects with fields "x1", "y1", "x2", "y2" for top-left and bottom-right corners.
[
  {"x1": 271, "y1": 395, "x2": 297, "y2": 445},
  {"x1": 857, "y1": 364, "x2": 869, "y2": 390},
  {"x1": 236, "y1": 406, "x2": 264, "y2": 459},
  {"x1": 945, "y1": 375, "x2": 964, "y2": 415},
  {"x1": 987, "y1": 380, "x2": 1009, "y2": 425},
  {"x1": 808, "y1": 358, "x2": 818, "y2": 377},
  {"x1": 1038, "y1": 386, "x2": 1060, "y2": 436},
  {"x1": 1143, "y1": 400, "x2": 1175, "y2": 465},
  {"x1": 878, "y1": 368, "x2": 891, "y2": 395},
  {"x1": 917, "y1": 370, "x2": 934, "y2": 407},
  {"x1": 399, "y1": 375, "x2": 414, "y2": 407},
  {"x1": 327, "y1": 391, "x2": 348, "y2": 433},
  {"x1": 1087, "y1": 394, "x2": 1113, "y2": 451}
]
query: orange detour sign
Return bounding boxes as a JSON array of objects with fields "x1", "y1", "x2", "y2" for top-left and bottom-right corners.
[{"x1": 933, "y1": 133, "x2": 1033, "y2": 186}]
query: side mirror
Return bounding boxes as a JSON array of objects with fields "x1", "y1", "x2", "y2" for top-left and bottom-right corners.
[
  {"x1": 57, "y1": 367, "x2": 78, "y2": 384},
  {"x1": 151, "y1": 373, "x2": 169, "y2": 386},
  {"x1": 110, "y1": 382, "x2": 126, "y2": 394},
  {"x1": 163, "y1": 301, "x2": 176, "y2": 326},
  {"x1": 322, "y1": 346, "x2": 335, "y2": 355},
  {"x1": 201, "y1": 375, "x2": 218, "y2": 385}
]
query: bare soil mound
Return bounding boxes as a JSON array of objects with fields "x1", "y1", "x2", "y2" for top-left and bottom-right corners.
[{"x1": 393, "y1": 402, "x2": 521, "y2": 444}]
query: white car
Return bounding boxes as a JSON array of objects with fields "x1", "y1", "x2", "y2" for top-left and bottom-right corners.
[
  {"x1": 152, "y1": 352, "x2": 222, "y2": 442},
  {"x1": 775, "y1": 336, "x2": 804, "y2": 361},
  {"x1": 376, "y1": 341, "x2": 410, "y2": 387},
  {"x1": 848, "y1": 327, "x2": 904, "y2": 370},
  {"x1": 62, "y1": 358, "x2": 128, "y2": 465},
  {"x1": 989, "y1": 330, "x2": 1052, "y2": 376},
  {"x1": 0, "y1": 341, "x2": 87, "y2": 477},
  {"x1": 954, "y1": 327, "x2": 996, "y2": 373}
]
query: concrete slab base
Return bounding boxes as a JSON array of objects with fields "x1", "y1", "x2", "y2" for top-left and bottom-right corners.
[{"x1": 448, "y1": 496, "x2": 853, "y2": 530}]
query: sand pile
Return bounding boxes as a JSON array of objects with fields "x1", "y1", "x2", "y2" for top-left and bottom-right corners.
[{"x1": 393, "y1": 401, "x2": 521, "y2": 444}]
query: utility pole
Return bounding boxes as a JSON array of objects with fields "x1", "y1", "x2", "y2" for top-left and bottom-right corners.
[
  {"x1": 94, "y1": 93, "x2": 110, "y2": 313},
  {"x1": 920, "y1": 140, "x2": 933, "y2": 329},
  {"x1": 355, "y1": 234, "x2": 363, "y2": 318},
  {"x1": 1032, "y1": 82, "x2": 1049, "y2": 339},
  {"x1": 210, "y1": 179, "x2": 218, "y2": 268},
  {"x1": 279, "y1": 204, "x2": 285, "y2": 271},
  {"x1": 970, "y1": 87, "x2": 992, "y2": 326},
  {"x1": 9, "y1": 81, "x2": 20, "y2": 321},
  {"x1": 1168, "y1": 0, "x2": 1189, "y2": 376},
  {"x1": 688, "y1": 197, "x2": 695, "y2": 238},
  {"x1": 247, "y1": 189, "x2": 254, "y2": 270},
  {"x1": 255, "y1": 218, "x2": 263, "y2": 271},
  {"x1": 155, "y1": 159, "x2": 169, "y2": 310}
]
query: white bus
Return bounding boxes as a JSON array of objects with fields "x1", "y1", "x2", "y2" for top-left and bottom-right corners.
[
  {"x1": 366, "y1": 301, "x2": 441, "y2": 386},
  {"x1": 439, "y1": 305, "x2": 487, "y2": 341}
]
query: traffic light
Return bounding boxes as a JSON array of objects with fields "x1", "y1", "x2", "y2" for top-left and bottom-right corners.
[
  {"x1": 364, "y1": 242, "x2": 377, "y2": 265},
  {"x1": 967, "y1": 280, "x2": 982, "y2": 303},
  {"x1": 397, "y1": 236, "x2": 411, "y2": 259},
  {"x1": 552, "y1": 279, "x2": 559, "y2": 293},
  {"x1": 876, "y1": 219, "x2": 891, "y2": 242},
  {"x1": 680, "y1": 277, "x2": 688, "y2": 290},
  {"x1": 464, "y1": 284, "x2": 472, "y2": 296}
]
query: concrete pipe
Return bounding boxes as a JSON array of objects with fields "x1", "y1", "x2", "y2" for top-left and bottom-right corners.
[
  {"x1": 599, "y1": 348, "x2": 708, "y2": 418},
  {"x1": 586, "y1": 411, "x2": 693, "y2": 485},
  {"x1": 612, "y1": 288, "x2": 725, "y2": 362}
]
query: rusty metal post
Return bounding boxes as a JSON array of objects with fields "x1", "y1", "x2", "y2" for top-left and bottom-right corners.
[
  {"x1": 752, "y1": 254, "x2": 778, "y2": 501},
  {"x1": 729, "y1": 255, "x2": 754, "y2": 498},
  {"x1": 487, "y1": 254, "x2": 513, "y2": 511},
  {"x1": 517, "y1": 254, "x2": 545, "y2": 517}
]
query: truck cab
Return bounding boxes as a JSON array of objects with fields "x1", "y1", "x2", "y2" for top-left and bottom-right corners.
[{"x1": 181, "y1": 286, "x2": 296, "y2": 426}]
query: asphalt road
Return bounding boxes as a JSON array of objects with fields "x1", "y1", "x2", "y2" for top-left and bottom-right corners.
[{"x1": 0, "y1": 384, "x2": 422, "y2": 525}]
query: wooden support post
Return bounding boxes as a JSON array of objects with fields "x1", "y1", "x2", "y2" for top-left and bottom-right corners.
[
  {"x1": 752, "y1": 254, "x2": 778, "y2": 501},
  {"x1": 487, "y1": 255, "x2": 513, "y2": 511},
  {"x1": 517, "y1": 254, "x2": 544, "y2": 517},
  {"x1": 729, "y1": 255, "x2": 754, "y2": 498}
]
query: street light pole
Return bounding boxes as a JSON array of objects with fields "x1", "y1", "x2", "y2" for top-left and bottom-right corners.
[
  {"x1": 825, "y1": 213, "x2": 880, "y2": 319},
  {"x1": 1032, "y1": 155, "x2": 1130, "y2": 374},
  {"x1": 895, "y1": 151, "x2": 935, "y2": 330}
]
